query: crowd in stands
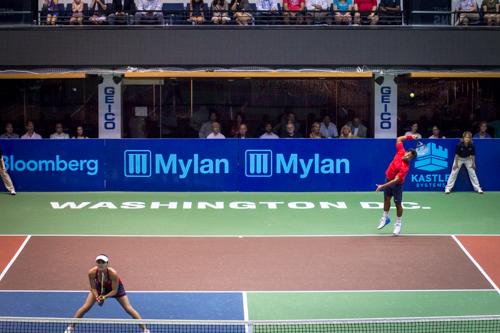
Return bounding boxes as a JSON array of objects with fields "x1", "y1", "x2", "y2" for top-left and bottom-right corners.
[
  {"x1": 41, "y1": 0, "x2": 407, "y2": 25},
  {"x1": 0, "y1": 115, "x2": 498, "y2": 139}
]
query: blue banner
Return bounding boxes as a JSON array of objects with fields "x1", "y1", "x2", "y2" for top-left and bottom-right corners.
[{"x1": 1, "y1": 139, "x2": 499, "y2": 192}]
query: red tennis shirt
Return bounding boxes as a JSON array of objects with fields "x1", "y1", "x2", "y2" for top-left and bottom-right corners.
[{"x1": 385, "y1": 141, "x2": 410, "y2": 184}]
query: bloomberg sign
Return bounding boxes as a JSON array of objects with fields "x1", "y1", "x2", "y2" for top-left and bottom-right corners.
[{"x1": 1, "y1": 139, "x2": 498, "y2": 192}]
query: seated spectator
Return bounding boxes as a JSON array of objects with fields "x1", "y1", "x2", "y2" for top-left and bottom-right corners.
[
  {"x1": 44, "y1": 0, "x2": 59, "y2": 25},
  {"x1": 230, "y1": 0, "x2": 253, "y2": 25},
  {"x1": 482, "y1": 0, "x2": 500, "y2": 26},
  {"x1": 428, "y1": 125, "x2": 446, "y2": 139},
  {"x1": 275, "y1": 112, "x2": 301, "y2": 137},
  {"x1": 211, "y1": 0, "x2": 231, "y2": 24},
  {"x1": 50, "y1": 123, "x2": 70, "y2": 139},
  {"x1": 473, "y1": 121, "x2": 492, "y2": 139},
  {"x1": 235, "y1": 124, "x2": 249, "y2": 138},
  {"x1": 333, "y1": 0, "x2": 353, "y2": 25},
  {"x1": 73, "y1": 126, "x2": 89, "y2": 139},
  {"x1": 0, "y1": 123, "x2": 20, "y2": 139},
  {"x1": 339, "y1": 125, "x2": 355, "y2": 138},
  {"x1": 378, "y1": 0, "x2": 401, "y2": 25},
  {"x1": 404, "y1": 122, "x2": 422, "y2": 139},
  {"x1": 108, "y1": 0, "x2": 135, "y2": 25},
  {"x1": 230, "y1": 113, "x2": 245, "y2": 137},
  {"x1": 260, "y1": 122, "x2": 280, "y2": 139},
  {"x1": 199, "y1": 111, "x2": 219, "y2": 138},
  {"x1": 69, "y1": 0, "x2": 84, "y2": 25},
  {"x1": 256, "y1": 0, "x2": 279, "y2": 24},
  {"x1": 89, "y1": 0, "x2": 108, "y2": 24},
  {"x1": 135, "y1": 0, "x2": 164, "y2": 25},
  {"x1": 345, "y1": 116, "x2": 367, "y2": 137},
  {"x1": 320, "y1": 115, "x2": 338, "y2": 138},
  {"x1": 206, "y1": 122, "x2": 226, "y2": 139},
  {"x1": 21, "y1": 121, "x2": 42, "y2": 139},
  {"x1": 305, "y1": 0, "x2": 329, "y2": 25},
  {"x1": 283, "y1": 0, "x2": 305, "y2": 24},
  {"x1": 281, "y1": 122, "x2": 302, "y2": 138},
  {"x1": 309, "y1": 122, "x2": 323, "y2": 138},
  {"x1": 455, "y1": 0, "x2": 479, "y2": 26},
  {"x1": 188, "y1": 0, "x2": 206, "y2": 24},
  {"x1": 353, "y1": 0, "x2": 378, "y2": 25}
]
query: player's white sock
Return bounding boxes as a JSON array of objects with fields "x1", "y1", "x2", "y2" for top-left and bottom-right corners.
[
  {"x1": 382, "y1": 211, "x2": 389, "y2": 219},
  {"x1": 396, "y1": 216, "x2": 402, "y2": 225}
]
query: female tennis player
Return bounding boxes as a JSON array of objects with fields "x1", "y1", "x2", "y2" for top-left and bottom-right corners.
[
  {"x1": 375, "y1": 135, "x2": 417, "y2": 236},
  {"x1": 65, "y1": 254, "x2": 149, "y2": 333}
]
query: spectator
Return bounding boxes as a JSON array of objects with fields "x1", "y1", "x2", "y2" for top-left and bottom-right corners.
[
  {"x1": 199, "y1": 111, "x2": 219, "y2": 138},
  {"x1": 50, "y1": 123, "x2": 70, "y2": 139},
  {"x1": 456, "y1": 0, "x2": 479, "y2": 26},
  {"x1": 305, "y1": 0, "x2": 329, "y2": 24},
  {"x1": 319, "y1": 115, "x2": 338, "y2": 138},
  {"x1": 283, "y1": 0, "x2": 305, "y2": 24},
  {"x1": 256, "y1": 0, "x2": 279, "y2": 24},
  {"x1": 260, "y1": 122, "x2": 280, "y2": 139},
  {"x1": 21, "y1": 121, "x2": 42, "y2": 140},
  {"x1": 345, "y1": 117, "x2": 367, "y2": 137},
  {"x1": 44, "y1": 0, "x2": 59, "y2": 25},
  {"x1": 230, "y1": 113, "x2": 245, "y2": 137},
  {"x1": 0, "y1": 123, "x2": 20, "y2": 139},
  {"x1": 211, "y1": 0, "x2": 231, "y2": 24},
  {"x1": 428, "y1": 126, "x2": 446, "y2": 139},
  {"x1": 339, "y1": 125, "x2": 355, "y2": 138},
  {"x1": 69, "y1": 0, "x2": 84, "y2": 25},
  {"x1": 0, "y1": 144, "x2": 16, "y2": 195},
  {"x1": 235, "y1": 124, "x2": 249, "y2": 138},
  {"x1": 444, "y1": 131, "x2": 483, "y2": 194},
  {"x1": 188, "y1": 0, "x2": 205, "y2": 24},
  {"x1": 230, "y1": 0, "x2": 253, "y2": 25},
  {"x1": 89, "y1": 0, "x2": 108, "y2": 24},
  {"x1": 309, "y1": 122, "x2": 323, "y2": 138},
  {"x1": 277, "y1": 112, "x2": 302, "y2": 137},
  {"x1": 378, "y1": 0, "x2": 401, "y2": 25},
  {"x1": 473, "y1": 121, "x2": 492, "y2": 139},
  {"x1": 281, "y1": 122, "x2": 302, "y2": 138},
  {"x1": 206, "y1": 122, "x2": 226, "y2": 139},
  {"x1": 333, "y1": 0, "x2": 353, "y2": 25},
  {"x1": 109, "y1": 0, "x2": 135, "y2": 25},
  {"x1": 353, "y1": 0, "x2": 378, "y2": 25},
  {"x1": 135, "y1": 0, "x2": 164, "y2": 25},
  {"x1": 73, "y1": 126, "x2": 89, "y2": 139},
  {"x1": 482, "y1": 0, "x2": 500, "y2": 26},
  {"x1": 404, "y1": 122, "x2": 422, "y2": 139}
]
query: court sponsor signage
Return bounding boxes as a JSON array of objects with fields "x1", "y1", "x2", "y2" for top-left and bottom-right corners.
[
  {"x1": 373, "y1": 75, "x2": 397, "y2": 138},
  {"x1": 410, "y1": 140, "x2": 451, "y2": 190},
  {"x1": 98, "y1": 75, "x2": 122, "y2": 138}
]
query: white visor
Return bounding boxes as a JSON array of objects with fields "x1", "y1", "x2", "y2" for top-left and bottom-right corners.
[{"x1": 95, "y1": 255, "x2": 109, "y2": 263}]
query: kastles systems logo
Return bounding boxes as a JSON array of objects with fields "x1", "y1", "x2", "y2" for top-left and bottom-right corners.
[{"x1": 411, "y1": 142, "x2": 449, "y2": 188}]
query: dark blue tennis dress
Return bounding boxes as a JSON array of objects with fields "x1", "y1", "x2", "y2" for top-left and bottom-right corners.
[{"x1": 95, "y1": 268, "x2": 126, "y2": 298}]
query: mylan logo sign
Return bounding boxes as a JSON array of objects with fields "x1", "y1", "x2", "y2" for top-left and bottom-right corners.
[
  {"x1": 411, "y1": 142, "x2": 449, "y2": 189},
  {"x1": 245, "y1": 149, "x2": 350, "y2": 179}
]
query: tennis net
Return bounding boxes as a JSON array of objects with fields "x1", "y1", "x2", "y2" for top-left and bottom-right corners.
[{"x1": 0, "y1": 315, "x2": 499, "y2": 333}]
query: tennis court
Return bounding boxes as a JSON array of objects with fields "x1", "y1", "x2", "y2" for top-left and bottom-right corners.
[{"x1": 0, "y1": 191, "x2": 499, "y2": 331}]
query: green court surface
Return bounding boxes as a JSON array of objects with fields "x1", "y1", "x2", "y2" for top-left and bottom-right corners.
[
  {"x1": 1, "y1": 191, "x2": 499, "y2": 323},
  {"x1": 0, "y1": 192, "x2": 499, "y2": 235}
]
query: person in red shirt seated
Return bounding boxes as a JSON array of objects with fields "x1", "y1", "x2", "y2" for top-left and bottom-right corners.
[
  {"x1": 375, "y1": 135, "x2": 417, "y2": 236},
  {"x1": 283, "y1": 0, "x2": 305, "y2": 24},
  {"x1": 353, "y1": 0, "x2": 378, "y2": 25}
]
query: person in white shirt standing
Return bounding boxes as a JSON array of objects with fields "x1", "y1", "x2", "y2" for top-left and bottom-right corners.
[
  {"x1": 50, "y1": 123, "x2": 70, "y2": 139},
  {"x1": 21, "y1": 121, "x2": 42, "y2": 139},
  {"x1": 305, "y1": 0, "x2": 329, "y2": 24}
]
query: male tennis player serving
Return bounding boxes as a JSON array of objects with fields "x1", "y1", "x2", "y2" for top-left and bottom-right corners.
[
  {"x1": 375, "y1": 135, "x2": 417, "y2": 236},
  {"x1": 65, "y1": 254, "x2": 149, "y2": 333}
]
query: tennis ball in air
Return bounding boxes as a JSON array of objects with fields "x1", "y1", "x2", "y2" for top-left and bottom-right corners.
[{"x1": 409, "y1": 92, "x2": 415, "y2": 98}]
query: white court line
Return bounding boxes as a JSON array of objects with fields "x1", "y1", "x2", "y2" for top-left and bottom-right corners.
[
  {"x1": 451, "y1": 235, "x2": 500, "y2": 295},
  {"x1": 1, "y1": 234, "x2": 500, "y2": 238},
  {"x1": 0, "y1": 289, "x2": 495, "y2": 293},
  {"x1": 242, "y1": 292, "x2": 249, "y2": 333},
  {"x1": 0, "y1": 235, "x2": 31, "y2": 282}
]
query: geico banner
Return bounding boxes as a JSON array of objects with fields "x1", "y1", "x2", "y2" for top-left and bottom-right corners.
[
  {"x1": 1, "y1": 139, "x2": 499, "y2": 191},
  {"x1": 98, "y1": 75, "x2": 122, "y2": 138},
  {"x1": 374, "y1": 75, "x2": 397, "y2": 138}
]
